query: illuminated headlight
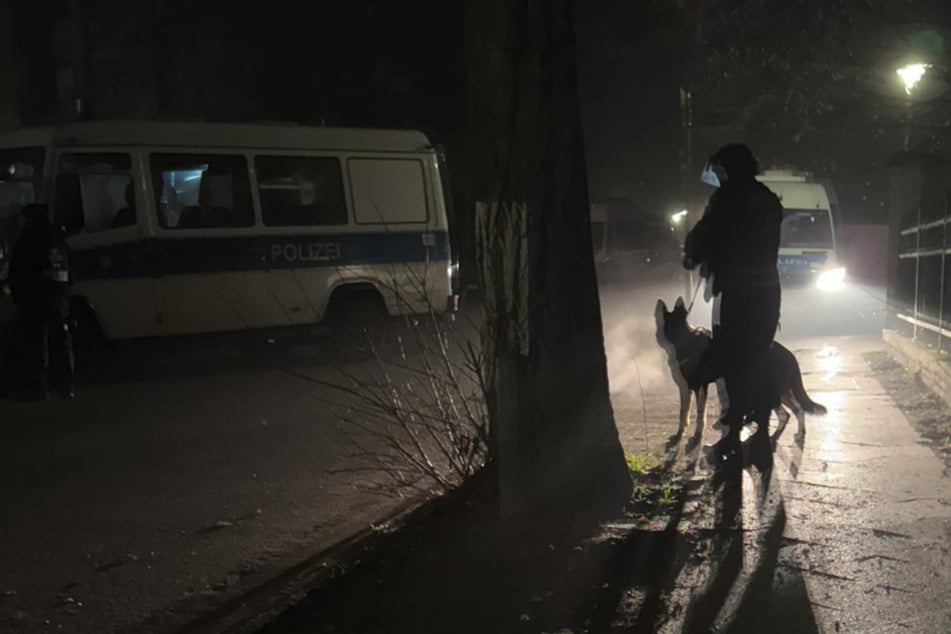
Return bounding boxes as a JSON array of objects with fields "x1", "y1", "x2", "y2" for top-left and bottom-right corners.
[{"x1": 816, "y1": 267, "x2": 846, "y2": 293}]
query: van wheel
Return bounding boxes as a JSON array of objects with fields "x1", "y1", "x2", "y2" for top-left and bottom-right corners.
[{"x1": 325, "y1": 291, "x2": 395, "y2": 360}]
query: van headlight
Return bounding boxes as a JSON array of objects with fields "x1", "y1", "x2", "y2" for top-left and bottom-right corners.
[{"x1": 816, "y1": 267, "x2": 846, "y2": 293}]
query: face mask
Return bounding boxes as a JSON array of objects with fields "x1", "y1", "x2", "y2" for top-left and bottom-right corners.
[{"x1": 700, "y1": 164, "x2": 720, "y2": 188}]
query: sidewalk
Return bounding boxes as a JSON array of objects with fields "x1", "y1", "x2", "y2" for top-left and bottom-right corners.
[{"x1": 256, "y1": 336, "x2": 951, "y2": 633}]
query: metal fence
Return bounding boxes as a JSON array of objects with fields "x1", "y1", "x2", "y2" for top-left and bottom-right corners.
[{"x1": 893, "y1": 184, "x2": 951, "y2": 351}]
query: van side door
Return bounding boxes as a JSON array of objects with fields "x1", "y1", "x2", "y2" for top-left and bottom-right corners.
[{"x1": 54, "y1": 149, "x2": 155, "y2": 339}]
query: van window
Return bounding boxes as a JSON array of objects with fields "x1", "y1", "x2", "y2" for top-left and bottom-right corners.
[
  {"x1": 55, "y1": 152, "x2": 136, "y2": 234},
  {"x1": 348, "y1": 158, "x2": 428, "y2": 224},
  {"x1": 150, "y1": 154, "x2": 253, "y2": 229},
  {"x1": 255, "y1": 156, "x2": 347, "y2": 227},
  {"x1": 781, "y1": 209, "x2": 834, "y2": 249}
]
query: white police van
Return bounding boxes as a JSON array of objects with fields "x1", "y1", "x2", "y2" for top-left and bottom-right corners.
[
  {"x1": 0, "y1": 121, "x2": 457, "y2": 343},
  {"x1": 757, "y1": 169, "x2": 845, "y2": 292}
]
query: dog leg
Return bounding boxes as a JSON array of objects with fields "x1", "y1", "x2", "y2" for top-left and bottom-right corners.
[
  {"x1": 667, "y1": 387, "x2": 691, "y2": 450},
  {"x1": 775, "y1": 403, "x2": 791, "y2": 430},
  {"x1": 712, "y1": 378, "x2": 729, "y2": 432},
  {"x1": 679, "y1": 387, "x2": 691, "y2": 435},
  {"x1": 791, "y1": 398, "x2": 807, "y2": 441},
  {"x1": 696, "y1": 386, "x2": 708, "y2": 432},
  {"x1": 687, "y1": 385, "x2": 708, "y2": 452}
]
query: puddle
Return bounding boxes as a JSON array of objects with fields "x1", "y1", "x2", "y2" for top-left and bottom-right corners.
[{"x1": 816, "y1": 346, "x2": 843, "y2": 383}]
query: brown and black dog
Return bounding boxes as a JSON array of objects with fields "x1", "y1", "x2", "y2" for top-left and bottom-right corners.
[{"x1": 655, "y1": 297, "x2": 827, "y2": 442}]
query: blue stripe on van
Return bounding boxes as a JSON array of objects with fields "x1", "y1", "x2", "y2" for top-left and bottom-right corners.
[
  {"x1": 778, "y1": 252, "x2": 827, "y2": 275},
  {"x1": 70, "y1": 231, "x2": 451, "y2": 281}
]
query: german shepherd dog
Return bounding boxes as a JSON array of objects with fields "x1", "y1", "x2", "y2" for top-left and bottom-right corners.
[{"x1": 655, "y1": 297, "x2": 827, "y2": 443}]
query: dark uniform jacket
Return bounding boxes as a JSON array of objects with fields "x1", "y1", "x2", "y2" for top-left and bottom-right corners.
[{"x1": 684, "y1": 179, "x2": 783, "y2": 295}]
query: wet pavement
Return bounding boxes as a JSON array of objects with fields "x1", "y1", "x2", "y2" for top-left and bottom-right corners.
[
  {"x1": 0, "y1": 336, "x2": 432, "y2": 633},
  {"x1": 256, "y1": 327, "x2": 951, "y2": 634},
  {"x1": 5, "y1": 279, "x2": 950, "y2": 633},
  {"x1": 600, "y1": 281, "x2": 951, "y2": 632},
  {"x1": 651, "y1": 338, "x2": 951, "y2": 633}
]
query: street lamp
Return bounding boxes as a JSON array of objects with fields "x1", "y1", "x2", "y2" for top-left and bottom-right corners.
[
  {"x1": 896, "y1": 62, "x2": 932, "y2": 150},
  {"x1": 670, "y1": 209, "x2": 690, "y2": 296},
  {"x1": 897, "y1": 62, "x2": 931, "y2": 95}
]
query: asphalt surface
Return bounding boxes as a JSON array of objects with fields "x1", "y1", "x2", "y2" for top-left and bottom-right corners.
[
  {"x1": 5, "y1": 276, "x2": 948, "y2": 633},
  {"x1": 0, "y1": 331, "x2": 442, "y2": 633}
]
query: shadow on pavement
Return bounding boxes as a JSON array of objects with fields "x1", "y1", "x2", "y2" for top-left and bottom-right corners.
[
  {"x1": 682, "y1": 437, "x2": 819, "y2": 634},
  {"x1": 255, "y1": 434, "x2": 822, "y2": 634},
  {"x1": 722, "y1": 436, "x2": 820, "y2": 634}
]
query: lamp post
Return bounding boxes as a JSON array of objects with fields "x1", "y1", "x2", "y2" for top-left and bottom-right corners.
[
  {"x1": 670, "y1": 209, "x2": 690, "y2": 295},
  {"x1": 680, "y1": 87, "x2": 694, "y2": 299}
]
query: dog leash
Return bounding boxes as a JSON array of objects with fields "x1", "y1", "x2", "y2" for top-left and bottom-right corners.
[{"x1": 685, "y1": 274, "x2": 704, "y2": 314}]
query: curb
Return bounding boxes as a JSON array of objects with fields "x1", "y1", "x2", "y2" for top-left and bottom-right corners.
[
  {"x1": 883, "y1": 328, "x2": 951, "y2": 409},
  {"x1": 171, "y1": 495, "x2": 427, "y2": 634}
]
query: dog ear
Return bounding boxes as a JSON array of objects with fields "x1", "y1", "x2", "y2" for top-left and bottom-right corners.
[
  {"x1": 656, "y1": 298, "x2": 668, "y2": 314},
  {"x1": 674, "y1": 296, "x2": 686, "y2": 311}
]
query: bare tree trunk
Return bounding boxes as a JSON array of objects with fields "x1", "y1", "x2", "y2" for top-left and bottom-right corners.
[{"x1": 465, "y1": 0, "x2": 631, "y2": 516}]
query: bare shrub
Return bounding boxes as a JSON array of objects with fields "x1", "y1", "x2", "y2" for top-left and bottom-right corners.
[{"x1": 302, "y1": 264, "x2": 490, "y2": 496}]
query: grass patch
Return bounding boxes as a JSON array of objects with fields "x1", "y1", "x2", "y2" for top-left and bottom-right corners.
[
  {"x1": 625, "y1": 451, "x2": 662, "y2": 475},
  {"x1": 624, "y1": 451, "x2": 683, "y2": 519}
]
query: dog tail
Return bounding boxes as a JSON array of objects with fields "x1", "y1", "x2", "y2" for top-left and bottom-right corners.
[{"x1": 792, "y1": 367, "x2": 827, "y2": 415}]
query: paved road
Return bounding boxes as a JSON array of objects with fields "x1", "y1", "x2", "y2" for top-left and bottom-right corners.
[
  {"x1": 0, "y1": 330, "x2": 452, "y2": 633},
  {"x1": 0, "y1": 277, "x2": 905, "y2": 633}
]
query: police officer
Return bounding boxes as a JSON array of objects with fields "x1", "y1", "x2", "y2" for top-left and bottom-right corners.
[
  {"x1": 683, "y1": 144, "x2": 783, "y2": 458},
  {"x1": 8, "y1": 203, "x2": 75, "y2": 400}
]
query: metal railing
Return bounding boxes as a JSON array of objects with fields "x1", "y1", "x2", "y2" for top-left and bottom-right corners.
[{"x1": 893, "y1": 189, "x2": 951, "y2": 351}]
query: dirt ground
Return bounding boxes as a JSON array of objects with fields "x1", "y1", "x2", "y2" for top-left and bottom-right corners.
[{"x1": 866, "y1": 351, "x2": 951, "y2": 470}]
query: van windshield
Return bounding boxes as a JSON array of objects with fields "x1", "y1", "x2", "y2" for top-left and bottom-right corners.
[
  {"x1": 781, "y1": 208, "x2": 833, "y2": 250},
  {"x1": 0, "y1": 146, "x2": 45, "y2": 222}
]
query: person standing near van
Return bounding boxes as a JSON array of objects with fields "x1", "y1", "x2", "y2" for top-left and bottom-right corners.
[
  {"x1": 8, "y1": 203, "x2": 75, "y2": 400},
  {"x1": 682, "y1": 144, "x2": 783, "y2": 458}
]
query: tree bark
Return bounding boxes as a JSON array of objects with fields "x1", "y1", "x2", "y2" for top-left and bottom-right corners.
[{"x1": 465, "y1": 0, "x2": 631, "y2": 517}]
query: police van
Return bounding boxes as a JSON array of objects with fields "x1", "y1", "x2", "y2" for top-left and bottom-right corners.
[
  {"x1": 757, "y1": 169, "x2": 845, "y2": 292},
  {"x1": 0, "y1": 120, "x2": 457, "y2": 343},
  {"x1": 589, "y1": 198, "x2": 681, "y2": 285}
]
